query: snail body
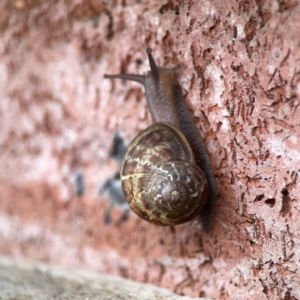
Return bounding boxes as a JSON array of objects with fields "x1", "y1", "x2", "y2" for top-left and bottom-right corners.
[{"x1": 104, "y1": 49, "x2": 217, "y2": 233}]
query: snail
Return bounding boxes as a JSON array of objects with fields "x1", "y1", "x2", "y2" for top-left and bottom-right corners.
[{"x1": 104, "y1": 48, "x2": 217, "y2": 234}]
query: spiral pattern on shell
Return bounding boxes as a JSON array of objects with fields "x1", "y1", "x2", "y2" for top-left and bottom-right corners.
[{"x1": 121, "y1": 122, "x2": 208, "y2": 226}]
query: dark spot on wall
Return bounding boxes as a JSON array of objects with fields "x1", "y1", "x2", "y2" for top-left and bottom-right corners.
[
  {"x1": 265, "y1": 198, "x2": 275, "y2": 207},
  {"x1": 244, "y1": 17, "x2": 257, "y2": 41},
  {"x1": 280, "y1": 188, "x2": 291, "y2": 217},
  {"x1": 109, "y1": 131, "x2": 128, "y2": 162},
  {"x1": 254, "y1": 194, "x2": 264, "y2": 202},
  {"x1": 158, "y1": 1, "x2": 180, "y2": 16},
  {"x1": 71, "y1": 172, "x2": 85, "y2": 196}
]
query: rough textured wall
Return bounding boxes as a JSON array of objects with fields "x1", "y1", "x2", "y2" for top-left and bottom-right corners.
[{"x1": 0, "y1": 1, "x2": 299, "y2": 299}]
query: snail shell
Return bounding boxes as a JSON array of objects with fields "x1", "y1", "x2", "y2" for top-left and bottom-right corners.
[{"x1": 121, "y1": 122, "x2": 209, "y2": 226}]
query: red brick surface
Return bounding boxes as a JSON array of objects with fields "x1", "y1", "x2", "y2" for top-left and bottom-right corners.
[{"x1": 0, "y1": 1, "x2": 300, "y2": 299}]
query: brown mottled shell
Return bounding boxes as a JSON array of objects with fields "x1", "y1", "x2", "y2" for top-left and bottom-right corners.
[{"x1": 121, "y1": 122, "x2": 208, "y2": 226}]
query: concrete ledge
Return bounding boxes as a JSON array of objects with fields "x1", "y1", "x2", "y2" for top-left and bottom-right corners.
[{"x1": 0, "y1": 257, "x2": 215, "y2": 300}]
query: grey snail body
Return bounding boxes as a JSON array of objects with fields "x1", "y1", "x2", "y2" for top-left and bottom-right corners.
[{"x1": 104, "y1": 48, "x2": 217, "y2": 234}]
